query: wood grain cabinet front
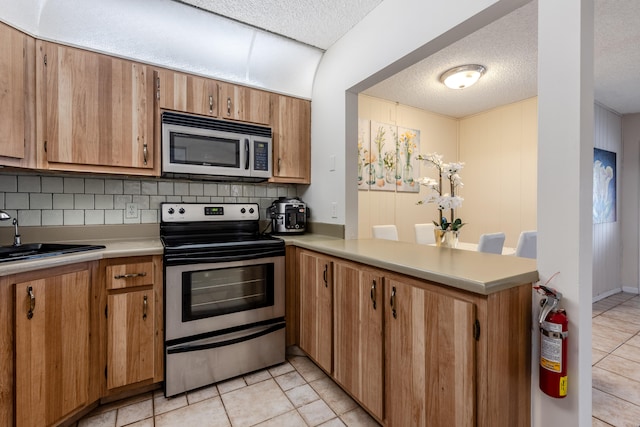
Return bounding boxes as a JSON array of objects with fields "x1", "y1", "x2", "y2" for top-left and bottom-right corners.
[
  {"x1": 154, "y1": 68, "x2": 218, "y2": 117},
  {"x1": 100, "y1": 256, "x2": 163, "y2": 392},
  {"x1": 0, "y1": 22, "x2": 36, "y2": 168},
  {"x1": 217, "y1": 81, "x2": 271, "y2": 125},
  {"x1": 101, "y1": 256, "x2": 163, "y2": 393},
  {"x1": 333, "y1": 260, "x2": 384, "y2": 421},
  {"x1": 14, "y1": 263, "x2": 95, "y2": 427},
  {"x1": 36, "y1": 41, "x2": 156, "y2": 175},
  {"x1": 269, "y1": 94, "x2": 311, "y2": 184},
  {"x1": 295, "y1": 249, "x2": 532, "y2": 427},
  {"x1": 298, "y1": 250, "x2": 333, "y2": 374}
]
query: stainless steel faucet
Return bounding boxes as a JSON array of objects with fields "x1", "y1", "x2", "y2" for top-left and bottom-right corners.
[{"x1": 0, "y1": 210, "x2": 21, "y2": 246}]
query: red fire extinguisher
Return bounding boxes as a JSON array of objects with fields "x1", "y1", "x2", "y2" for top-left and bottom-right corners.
[{"x1": 535, "y1": 284, "x2": 568, "y2": 398}]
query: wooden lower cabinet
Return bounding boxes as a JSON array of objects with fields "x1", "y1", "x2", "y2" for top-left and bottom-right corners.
[
  {"x1": 102, "y1": 256, "x2": 163, "y2": 392},
  {"x1": 333, "y1": 260, "x2": 384, "y2": 421},
  {"x1": 14, "y1": 263, "x2": 95, "y2": 427},
  {"x1": 297, "y1": 250, "x2": 532, "y2": 427},
  {"x1": 299, "y1": 250, "x2": 333, "y2": 373},
  {"x1": 384, "y1": 274, "x2": 476, "y2": 427}
]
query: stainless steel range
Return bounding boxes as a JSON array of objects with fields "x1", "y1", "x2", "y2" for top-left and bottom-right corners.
[{"x1": 161, "y1": 202, "x2": 285, "y2": 397}]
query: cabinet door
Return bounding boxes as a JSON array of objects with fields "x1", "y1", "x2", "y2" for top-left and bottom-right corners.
[
  {"x1": 155, "y1": 69, "x2": 218, "y2": 116},
  {"x1": 40, "y1": 41, "x2": 154, "y2": 171},
  {"x1": 107, "y1": 289, "x2": 155, "y2": 389},
  {"x1": 333, "y1": 261, "x2": 383, "y2": 420},
  {"x1": 15, "y1": 269, "x2": 90, "y2": 427},
  {"x1": 270, "y1": 95, "x2": 311, "y2": 183},
  {"x1": 385, "y1": 277, "x2": 476, "y2": 427},
  {"x1": 218, "y1": 82, "x2": 270, "y2": 124},
  {"x1": 0, "y1": 22, "x2": 35, "y2": 166},
  {"x1": 299, "y1": 251, "x2": 333, "y2": 373}
]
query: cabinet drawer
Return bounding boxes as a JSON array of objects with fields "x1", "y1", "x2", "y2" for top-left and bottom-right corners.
[{"x1": 106, "y1": 262, "x2": 154, "y2": 289}]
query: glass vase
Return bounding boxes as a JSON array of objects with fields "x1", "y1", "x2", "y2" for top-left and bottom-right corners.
[
  {"x1": 385, "y1": 168, "x2": 395, "y2": 184},
  {"x1": 434, "y1": 229, "x2": 459, "y2": 248},
  {"x1": 403, "y1": 163, "x2": 414, "y2": 184}
]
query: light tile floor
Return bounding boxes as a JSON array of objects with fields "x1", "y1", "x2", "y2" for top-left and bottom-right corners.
[
  {"x1": 76, "y1": 354, "x2": 381, "y2": 427},
  {"x1": 592, "y1": 292, "x2": 640, "y2": 426},
  {"x1": 77, "y1": 292, "x2": 640, "y2": 427}
]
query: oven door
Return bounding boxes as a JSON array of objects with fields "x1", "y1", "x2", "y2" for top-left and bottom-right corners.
[{"x1": 165, "y1": 255, "x2": 284, "y2": 341}]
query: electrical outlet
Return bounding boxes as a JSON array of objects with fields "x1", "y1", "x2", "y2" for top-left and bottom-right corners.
[
  {"x1": 126, "y1": 202, "x2": 139, "y2": 219},
  {"x1": 331, "y1": 202, "x2": 338, "y2": 218}
]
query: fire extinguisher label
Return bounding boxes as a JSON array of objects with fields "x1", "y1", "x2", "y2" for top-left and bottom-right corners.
[
  {"x1": 540, "y1": 334, "x2": 562, "y2": 372},
  {"x1": 559, "y1": 376, "x2": 568, "y2": 396}
]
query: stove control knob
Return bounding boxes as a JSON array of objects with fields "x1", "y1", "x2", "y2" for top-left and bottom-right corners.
[
  {"x1": 179, "y1": 208, "x2": 185, "y2": 214},
  {"x1": 249, "y1": 208, "x2": 254, "y2": 214},
  {"x1": 167, "y1": 207, "x2": 175, "y2": 214},
  {"x1": 240, "y1": 208, "x2": 246, "y2": 214}
]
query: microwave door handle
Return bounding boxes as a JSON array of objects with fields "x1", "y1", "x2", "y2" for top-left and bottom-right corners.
[{"x1": 245, "y1": 138, "x2": 250, "y2": 170}]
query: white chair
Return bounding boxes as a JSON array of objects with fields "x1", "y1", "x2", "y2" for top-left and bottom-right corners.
[
  {"x1": 414, "y1": 223, "x2": 436, "y2": 245},
  {"x1": 372, "y1": 225, "x2": 398, "y2": 241},
  {"x1": 515, "y1": 231, "x2": 537, "y2": 259},
  {"x1": 477, "y1": 232, "x2": 506, "y2": 254}
]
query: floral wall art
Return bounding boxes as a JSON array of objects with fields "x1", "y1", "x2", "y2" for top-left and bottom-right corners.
[
  {"x1": 357, "y1": 119, "x2": 420, "y2": 193},
  {"x1": 593, "y1": 147, "x2": 617, "y2": 224}
]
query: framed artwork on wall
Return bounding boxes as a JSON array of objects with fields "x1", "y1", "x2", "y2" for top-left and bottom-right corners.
[
  {"x1": 593, "y1": 147, "x2": 616, "y2": 224},
  {"x1": 357, "y1": 119, "x2": 420, "y2": 193}
]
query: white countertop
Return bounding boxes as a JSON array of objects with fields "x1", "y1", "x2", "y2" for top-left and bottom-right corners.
[
  {"x1": 283, "y1": 235, "x2": 538, "y2": 295},
  {"x1": 0, "y1": 238, "x2": 163, "y2": 277}
]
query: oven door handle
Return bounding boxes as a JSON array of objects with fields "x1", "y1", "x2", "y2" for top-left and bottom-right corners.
[
  {"x1": 164, "y1": 249, "x2": 285, "y2": 265},
  {"x1": 167, "y1": 322, "x2": 285, "y2": 354}
]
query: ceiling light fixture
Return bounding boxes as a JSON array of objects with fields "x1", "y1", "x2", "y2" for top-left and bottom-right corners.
[{"x1": 439, "y1": 64, "x2": 486, "y2": 90}]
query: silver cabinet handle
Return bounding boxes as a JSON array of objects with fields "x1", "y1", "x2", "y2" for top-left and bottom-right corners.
[
  {"x1": 227, "y1": 97, "x2": 232, "y2": 116},
  {"x1": 143, "y1": 295, "x2": 148, "y2": 320},
  {"x1": 323, "y1": 264, "x2": 328, "y2": 287},
  {"x1": 209, "y1": 95, "x2": 214, "y2": 114},
  {"x1": 390, "y1": 286, "x2": 397, "y2": 319},
  {"x1": 143, "y1": 143, "x2": 148, "y2": 165},
  {"x1": 370, "y1": 280, "x2": 377, "y2": 310},
  {"x1": 114, "y1": 272, "x2": 147, "y2": 279},
  {"x1": 27, "y1": 286, "x2": 35, "y2": 319}
]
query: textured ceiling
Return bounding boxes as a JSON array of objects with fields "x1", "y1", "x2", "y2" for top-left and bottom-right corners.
[
  {"x1": 364, "y1": 0, "x2": 640, "y2": 118},
  {"x1": 175, "y1": 0, "x2": 384, "y2": 50},
  {"x1": 178, "y1": 0, "x2": 640, "y2": 118},
  {"x1": 363, "y1": 1, "x2": 538, "y2": 118}
]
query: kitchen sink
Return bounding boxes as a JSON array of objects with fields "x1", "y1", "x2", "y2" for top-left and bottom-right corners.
[{"x1": 0, "y1": 243, "x2": 106, "y2": 263}]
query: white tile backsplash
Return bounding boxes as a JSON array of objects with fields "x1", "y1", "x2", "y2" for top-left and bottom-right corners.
[
  {"x1": 0, "y1": 173, "x2": 296, "y2": 226},
  {"x1": 18, "y1": 175, "x2": 41, "y2": 193},
  {"x1": 64, "y1": 177, "x2": 85, "y2": 193},
  {"x1": 6, "y1": 193, "x2": 29, "y2": 209}
]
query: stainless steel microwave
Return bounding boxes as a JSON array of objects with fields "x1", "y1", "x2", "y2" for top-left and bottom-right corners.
[{"x1": 161, "y1": 111, "x2": 272, "y2": 181}]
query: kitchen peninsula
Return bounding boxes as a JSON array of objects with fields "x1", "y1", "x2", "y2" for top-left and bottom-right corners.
[{"x1": 285, "y1": 235, "x2": 538, "y2": 427}]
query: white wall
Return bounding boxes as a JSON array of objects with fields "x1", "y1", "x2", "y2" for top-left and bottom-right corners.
[
  {"x1": 0, "y1": 0, "x2": 322, "y2": 99},
  {"x1": 303, "y1": 0, "x2": 530, "y2": 239},
  {"x1": 592, "y1": 103, "x2": 623, "y2": 299},
  {"x1": 621, "y1": 113, "x2": 640, "y2": 293},
  {"x1": 459, "y1": 97, "x2": 538, "y2": 248},
  {"x1": 357, "y1": 95, "x2": 458, "y2": 242}
]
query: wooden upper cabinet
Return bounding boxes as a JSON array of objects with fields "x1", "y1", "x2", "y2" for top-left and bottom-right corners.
[
  {"x1": 155, "y1": 68, "x2": 218, "y2": 116},
  {"x1": 0, "y1": 22, "x2": 36, "y2": 168},
  {"x1": 218, "y1": 81, "x2": 270, "y2": 125},
  {"x1": 37, "y1": 41, "x2": 156, "y2": 175},
  {"x1": 270, "y1": 95, "x2": 311, "y2": 184}
]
